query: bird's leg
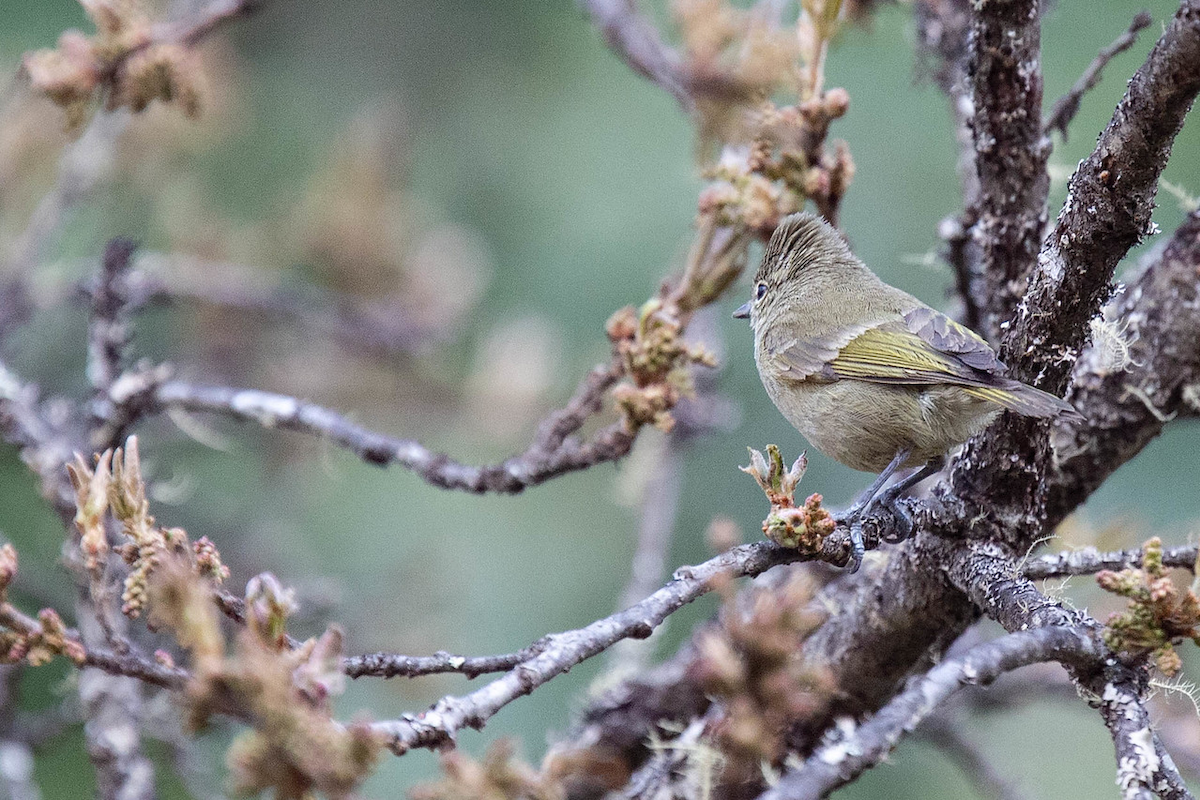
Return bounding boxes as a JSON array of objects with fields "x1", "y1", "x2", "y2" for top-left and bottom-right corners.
[
  {"x1": 840, "y1": 447, "x2": 911, "y2": 572},
  {"x1": 876, "y1": 455, "x2": 946, "y2": 543}
]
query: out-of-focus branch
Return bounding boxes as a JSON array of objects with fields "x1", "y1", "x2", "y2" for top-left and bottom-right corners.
[
  {"x1": 87, "y1": 238, "x2": 146, "y2": 451},
  {"x1": 370, "y1": 541, "x2": 829, "y2": 754},
  {"x1": 0, "y1": 359, "x2": 77, "y2": 517},
  {"x1": 121, "y1": 258, "x2": 440, "y2": 360},
  {"x1": 915, "y1": 0, "x2": 985, "y2": 331},
  {"x1": 148, "y1": 360, "x2": 635, "y2": 493},
  {"x1": 152, "y1": 0, "x2": 261, "y2": 50},
  {"x1": 1024, "y1": 544, "x2": 1200, "y2": 580},
  {"x1": 3, "y1": 111, "x2": 129, "y2": 277},
  {"x1": 1044, "y1": 12, "x2": 1153, "y2": 140},
  {"x1": 760, "y1": 626, "x2": 1103, "y2": 800},
  {"x1": 918, "y1": 715, "x2": 1033, "y2": 800},
  {"x1": 579, "y1": 0, "x2": 696, "y2": 110}
]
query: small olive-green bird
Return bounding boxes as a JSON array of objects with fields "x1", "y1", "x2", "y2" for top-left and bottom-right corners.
[{"x1": 734, "y1": 212, "x2": 1077, "y2": 570}]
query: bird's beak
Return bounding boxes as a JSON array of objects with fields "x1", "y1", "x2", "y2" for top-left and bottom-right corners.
[{"x1": 732, "y1": 301, "x2": 751, "y2": 319}]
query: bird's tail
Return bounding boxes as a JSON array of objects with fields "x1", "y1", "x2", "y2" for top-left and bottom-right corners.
[{"x1": 963, "y1": 380, "x2": 1081, "y2": 420}]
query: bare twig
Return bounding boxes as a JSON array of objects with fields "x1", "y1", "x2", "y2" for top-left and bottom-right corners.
[
  {"x1": 579, "y1": 0, "x2": 694, "y2": 110},
  {"x1": 148, "y1": 361, "x2": 636, "y2": 494},
  {"x1": 1044, "y1": 12, "x2": 1154, "y2": 140},
  {"x1": 1024, "y1": 544, "x2": 1200, "y2": 580},
  {"x1": 759, "y1": 626, "x2": 1103, "y2": 800},
  {"x1": 918, "y1": 715, "x2": 1033, "y2": 800},
  {"x1": 83, "y1": 648, "x2": 189, "y2": 691},
  {"x1": 577, "y1": 0, "x2": 746, "y2": 112},
  {"x1": 345, "y1": 642, "x2": 546, "y2": 681},
  {"x1": 121, "y1": 259, "x2": 439, "y2": 360},
  {"x1": 370, "y1": 541, "x2": 827, "y2": 753}
]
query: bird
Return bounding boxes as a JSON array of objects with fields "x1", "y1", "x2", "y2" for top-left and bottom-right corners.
[{"x1": 733, "y1": 212, "x2": 1077, "y2": 571}]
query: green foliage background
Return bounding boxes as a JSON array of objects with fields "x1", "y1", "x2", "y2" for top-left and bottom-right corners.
[{"x1": 1, "y1": 0, "x2": 1198, "y2": 797}]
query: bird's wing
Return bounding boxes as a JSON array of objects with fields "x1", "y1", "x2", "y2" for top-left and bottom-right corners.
[
  {"x1": 764, "y1": 323, "x2": 870, "y2": 380},
  {"x1": 774, "y1": 307, "x2": 1004, "y2": 387}
]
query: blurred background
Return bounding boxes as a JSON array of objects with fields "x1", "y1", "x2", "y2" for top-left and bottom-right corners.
[{"x1": 1, "y1": 0, "x2": 1198, "y2": 797}]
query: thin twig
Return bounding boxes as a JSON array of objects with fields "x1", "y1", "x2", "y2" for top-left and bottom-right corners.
[
  {"x1": 1044, "y1": 12, "x2": 1154, "y2": 140},
  {"x1": 917, "y1": 714, "x2": 1033, "y2": 800},
  {"x1": 1024, "y1": 544, "x2": 1199, "y2": 580},
  {"x1": 344, "y1": 642, "x2": 547, "y2": 680},
  {"x1": 87, "y1": 239, "x2": 142, "y2": 450},
  {"x1": 370, "y1": 541, "x2": 827, "y2": 753},
  {"x1": 148, "y1": 361, "x2": 636, "y2": 494},
  {"x1": 577, "y1": 0, "x2": 746, "y2": 112},
  {"x1": 118, "y1": 258, "x2": 440, "y2": 360},
  {"x1": 83, "y1": 648, "x2": 189, "y2": 691}
]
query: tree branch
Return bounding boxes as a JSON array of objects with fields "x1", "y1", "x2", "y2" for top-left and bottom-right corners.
[
  {"x1": 148, "y1": 362, "x2": 636, "y2": 493},
  {"x1": 370, "y1": 541, "x2": 826, "y2": 753},
  {"x1": 345, "y1": 643, "x2": 543, "y2": 680},
  {"x1": 1024, "y1": 544, "x2": 1200, "y2": 580},
  {"x1": 969, "y1": 0, "x2": 1051, "y2": 340},
  {"x1": 917, "y1": 714, "x2": 1033, "y2": 800},
  {"x1": 946, "y1": 547, "x2": 1195, "y2": 800},
  {"x1": 1044, "y1": 11, "x2": 1154, "y2": 140},
  {"x1": 1015, "y1": 0, "x2": 1200, "y2": 395},
  {"x1": 1047, "y1": 209, "x2": 1200, "y2": 527},
  {"x1": 578, "y1": 0, "x2": 694, "y2": 110},
  {"x1": 759, "y1": 626, "x2": 1103, "y2": 800}
]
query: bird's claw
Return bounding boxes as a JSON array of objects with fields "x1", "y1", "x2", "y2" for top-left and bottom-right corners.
[
  {"x1": 879, "y1": 498, "x2": 916, "y2": 543},
  {"x1": 847, "y1": 518, "x2": 865, "y2": 573}
]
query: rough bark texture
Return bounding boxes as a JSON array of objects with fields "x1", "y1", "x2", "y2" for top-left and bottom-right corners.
[
  {"x1": 1048, "y1": 210, "x2": 1200, "y2": 526},
  {"x1": 970, "y1": 0, "x2": 1051, "y2": 342}
]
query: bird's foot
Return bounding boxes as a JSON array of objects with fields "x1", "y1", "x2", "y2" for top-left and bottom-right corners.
[
  {"x1": 878, "y1": 497, "x2": 917, "y2": 543},
  {"x1": 847, "y1": 518, "x2": 866, "y2": 573}
]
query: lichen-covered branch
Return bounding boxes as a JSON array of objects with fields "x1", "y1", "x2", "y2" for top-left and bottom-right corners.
[
  {"x1": 1024, "y1": 544, "x2": 1200, "y2": 580},
  {"x1": 370, "y1": 541, "x2": 827, "y2": 754},
  {"x1": 1048, "y1": 209, "x2": 1200, "y2": 527},
  {"x1": 969, "y1": 0, "x2": 1050, "y2": 340},
  {"x1": 760, "y1": 626, "x2": 1103, "y2": 800},
  {"x1": 1016, "y1": 0, "x2": 1200, "y2": 395}
]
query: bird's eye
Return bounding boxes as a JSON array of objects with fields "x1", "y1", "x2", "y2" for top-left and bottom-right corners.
[{"x1": 756, "y1": 283, "x2": 767, "y2": 300}]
